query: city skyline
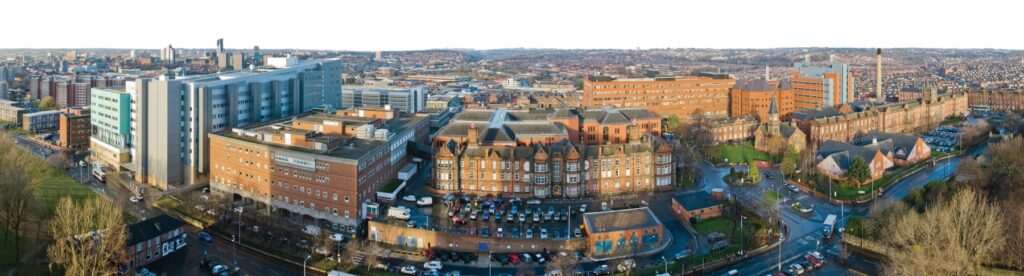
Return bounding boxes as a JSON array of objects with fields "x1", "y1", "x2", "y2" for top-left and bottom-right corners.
[{"x1": 2, "y1": 0, "x2": 1022, "y2": 50}]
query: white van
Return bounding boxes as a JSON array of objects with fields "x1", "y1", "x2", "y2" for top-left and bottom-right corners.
[
  {"x1": 387, "y1": 206, "x2": 412, "y2": 220},
  {"x1": 417, "y1": 196, "x2": 433, "y2": 206}
]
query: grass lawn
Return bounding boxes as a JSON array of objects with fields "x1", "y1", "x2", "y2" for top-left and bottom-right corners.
[
  {"x1": 379, "y1": 179, "x2": 403, "y2": 193},
  {"x1": 763, "y1": 190, "x2": 781, "y2": 203},
  {"x1": 713, "y1": 142, "x2": 772, "y2": 164},
  {"x1": 31, "y1": 166, "x2": 96, "y2": 213},
  {"x1": 677, "y1": 176, "x2": 697, "y2": 189},
  {"x1": 694, "y1": 217, "x2": 735, "y2": 236}
]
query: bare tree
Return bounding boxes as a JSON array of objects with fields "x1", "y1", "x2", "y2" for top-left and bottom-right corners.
[
  {"x1": 47, "y1": 196, "x2": 129, "y2": 275},
  {"x1": 0, "y1": 138, "x2": 37, "y2": 262},
  {"x1": 998, "y1": 199, "x2": 1024, "y2": 270},
  {"x1": 46, "y1": 153, "x2": 70, "y2": 169},
  {"x1": 881, "y1": 189, "x2": 1004, "y2": 275}
]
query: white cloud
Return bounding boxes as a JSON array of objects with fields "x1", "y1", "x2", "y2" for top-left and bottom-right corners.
[{"x1": 1, "y1": 0, "x2": 1020, "y2": 50}]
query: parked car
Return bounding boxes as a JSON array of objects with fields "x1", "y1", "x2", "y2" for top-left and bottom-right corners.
[
  {"x1": 540, "y1": 228, "x2": 549, "y2": 239},
  {"x1": 593, "y1": 264, "x2": 612, "y2": 275},
  {"x1": 789, "y1": 263, "x2": 805, "y2": 275},
  {"x1": 579, "y1": 204, "x2": 588, "y2": 213},
  {"x1": 674, "y1": 249, "x2": 691, "y2": 260},
  {"x1": 535, "y1": 253, "x2": 547, "y2": 264},
  {"x1": 400, "y1": 265, "x2": 417, "y2": 275},
  {"x1": 527, "y1": 199, "x2": 542, "y2": 205},
  {"x1": 211, "y1": 264, "x2": 229, "y2": 275},
  {"x1": 373, "y1": 263, "x2": 389, "y2": 271},
  {"x1": 788, "y1": 185, "x2": 801, "y2": 193},
  {"x1": 424, "y1": 260, "x2": 442, "y2": 270},
  {"x1": 496, "y1": 227, "x2": 504, "y2": 237},
  {"x1": 417, "y1": 197, "x2": 434, "y2": 206},
  {"x1": 800, "y1": 260, "x2": 814, "y2": 272},
  {"x1": 198, "y1": 231, "x2": 213, "y2": 242},
  {"x1": 403, "y1": 195, "x2": 417, "y2": 202},
  {"x1": 616, "y1": 259, "x2": 636, "y2": 272},
  {"x1": 523, "y1": 253, "x2": 536, "y2": 263},
  {"x1": 526, "y1": 228, "x2": 534, "y2": 238}
]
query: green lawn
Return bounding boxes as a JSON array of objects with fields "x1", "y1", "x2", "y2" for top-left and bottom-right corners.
[
  {"x1": 713, "y1": 142, "x2": 772, "y2": 164},
  {"x1": 763, "y1": 190, "x2": 781, "y2": 203},
  {"x1": 379, "y1": 179, "x2": 403, "y2": 193},
  {"x1": 694, "y1": 217, "x2": 735, "y2": 236},
  {"x1": 31, "y1": 166, "x2": 96, "y2": 213}
]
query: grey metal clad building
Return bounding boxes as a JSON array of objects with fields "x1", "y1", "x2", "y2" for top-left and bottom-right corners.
[
  {"x1": 341, "y1": 86, "x2": 426, "y2": 113},
  {"x1": 129, "y1": 58, "x2": 343, "y2": 190}
]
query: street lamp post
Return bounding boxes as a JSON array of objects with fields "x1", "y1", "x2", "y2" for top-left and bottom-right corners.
[
  {"x1": 234, "y1": 207, "x2": 242, "y2": 269},
  {"x1": 303, "y1": 255, "x2": 312, "y2": 276},
  {"x1": 661, "y1": 256, "x2": 668, "y2": 274},
  {"x1": 775, "y1": 185, "x2": 784, "y2": 272}
]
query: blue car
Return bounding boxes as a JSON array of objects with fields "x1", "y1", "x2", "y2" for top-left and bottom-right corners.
[{"x1": 198, "y1": 231, "x2": 213, "y2": 242}]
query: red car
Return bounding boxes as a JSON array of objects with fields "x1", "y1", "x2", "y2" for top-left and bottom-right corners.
[{"x1": 508, "y1": 254, "x2": 520, "y2": 265}]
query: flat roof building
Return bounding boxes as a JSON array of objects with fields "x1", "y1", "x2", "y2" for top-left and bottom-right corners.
[
  {"x1": 341, "y1": 85, "x2": 427, "y2": 113},
  {"x1": 790, "y1": 62, "x2": 855, "y2": 110},
  {"x1": 22, "y1": 110, "x2": 60, "y2": 132},
  {"x1": 582, "y1": 207, "x2": 665, "y2": 257},
  {"x1": 208, "y1": 109, "x2": 429, "y2": 227},
  {"x1": 58, "y1": 107, "x2": 90, "y2": 150},
  {"x1": 129, "y1": 58, "x2": 343, "y2": 190},
  {"x1": 90, "y1": 87, "x2": 132, "y2": 171},
  {"x1": 582, "y1": 75, "x2": 734, "y2": 119}
]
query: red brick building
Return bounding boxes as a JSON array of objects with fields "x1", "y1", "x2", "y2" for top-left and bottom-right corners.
[
  {"x1": 125, "y1": 214, "x2": 187, "y2": 270},
  {"x1": 209, "y1": 109, "x2": 429, "y2": 228}
]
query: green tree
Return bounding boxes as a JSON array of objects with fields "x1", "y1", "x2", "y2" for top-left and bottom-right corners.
[
  {"x1": 666, "y1": 115, "x2": 681, "y2": 130},
  {"x1": 847, "y1": 157, "x2": 870, "y2": 186},
  {"x1": 780, "y1": 146, "x2": 799, "y2": 176},
  {"x1": 747, "y1": 161, "x2": 761, "y2": 184},
  {"x1": 38, "y1": 96, "x2": 56, "y2": 110}
]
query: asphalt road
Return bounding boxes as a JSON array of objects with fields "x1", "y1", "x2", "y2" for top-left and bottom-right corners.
[{"x1": 706, "y1": 140, "x2": 992, "y2": 275}]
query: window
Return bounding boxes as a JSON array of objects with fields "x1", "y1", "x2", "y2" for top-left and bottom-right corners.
[
  {"x1": 344, "y1": 196, "x2": 350, "y2": 203},
  {"x1": 332, "y1": 208, "x2": 338, "y2": 216},
  {"x1": 333, "y1": 193, "x2": 338, "y2": 201}
]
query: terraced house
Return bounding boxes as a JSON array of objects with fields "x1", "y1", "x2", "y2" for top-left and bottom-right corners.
[{"x1": 432, "y1": 107, "x2": 672, "y2": 198}]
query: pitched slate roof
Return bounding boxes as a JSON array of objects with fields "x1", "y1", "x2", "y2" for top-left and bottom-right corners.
[
  {"x1": 126, "y1": 214, "x2": 185, "y2": 246},
  {"x1": 817, "y1": 140, "x2": 881, "y2": 169},
  {"x1": 791, "y1": 107, "x2": 843, "y2": 121},
  {"x1": 852, "y1": 131, "x2": 923, "y2": 160}
]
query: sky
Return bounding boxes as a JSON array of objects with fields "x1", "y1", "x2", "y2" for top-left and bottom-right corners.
[{"x1": 2, "y1": 0, "x2": 1021, "y2": 50}]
